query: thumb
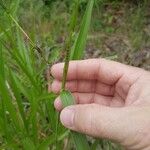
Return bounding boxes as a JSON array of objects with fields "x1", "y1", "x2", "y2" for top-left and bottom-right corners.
[{"x1": 60, "y1": 104, "x2": 127, "y2": 143}]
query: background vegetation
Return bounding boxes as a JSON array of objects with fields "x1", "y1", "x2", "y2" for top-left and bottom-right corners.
[{"x1": 0, "y1": 0, "x2": 149, "y2": 149}]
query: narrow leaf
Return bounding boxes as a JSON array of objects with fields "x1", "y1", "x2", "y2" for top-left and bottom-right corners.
[
  {"x1": 0, "y1": 42, "x2": 8, "y2": 139},
  {"x1": 8, "y1": 70, "x2": 27, "y2": 131},
  {"x1": 71, "y1": 0, "x2": 94, "y2": 60}
]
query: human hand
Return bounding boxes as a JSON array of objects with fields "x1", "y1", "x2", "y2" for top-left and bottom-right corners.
[{"x1": 51, "y1": 59, "x2": 150, "y2": 150}]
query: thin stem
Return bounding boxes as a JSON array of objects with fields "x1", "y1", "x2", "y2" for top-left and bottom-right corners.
[
  {"x1": 61, "y1": 32, "x2": 73, "y2": 91},
  {"x1": 61, "y1": 0, "x2": 79, "y2": 91},
  {"x1": 56, "y1": 1, "x2": 79, "y2": 149},
  {"x1": 9, "y1": 14, "x2": 34, "y2": 46}
]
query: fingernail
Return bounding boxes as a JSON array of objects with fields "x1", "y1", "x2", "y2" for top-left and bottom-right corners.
[{"x1": 60, "y1": 108, "x2": 74, "y2": 127}]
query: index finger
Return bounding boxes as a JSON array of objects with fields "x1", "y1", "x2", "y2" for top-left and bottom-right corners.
[{"x1": 51, "y1": 59, "x2": 139, "y2": 85}]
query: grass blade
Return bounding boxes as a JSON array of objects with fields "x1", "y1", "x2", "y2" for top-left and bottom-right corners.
[
  {"x1": 71, "y1": 0, "x2": 94, "y2": 60},
  {"x1": 8, "y1": 70, "x2": 27, "y2": 131},
  {"x1": 0, "y1": 47, "x2": 23, "y2": 133},
  {"x1": 0, "y1": 42, "x2": 9, "y2": 140}
]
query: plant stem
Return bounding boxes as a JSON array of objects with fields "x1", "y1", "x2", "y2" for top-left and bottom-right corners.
[
  {"x1": 56, "y1": 1, "x2": 79, "y2": 149},
  {"x1": 61, "y1": 0, "x2": 79, "y2": 90},
  {"x1": 61, "y1": 32, "x2": 73, "y2": 91}
]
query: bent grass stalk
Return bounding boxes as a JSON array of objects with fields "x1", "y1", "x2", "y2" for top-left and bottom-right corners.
[{"x1": 0, "y1": 2, "x2": 48, "y2": 64}]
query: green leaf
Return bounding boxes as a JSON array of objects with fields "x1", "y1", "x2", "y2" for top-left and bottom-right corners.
[
  {"x1": 71, "y1": 0, "x2": 94, "y2": 60},
  {"x1": 60, "y1": 90, "x2": 75, "y2": 107},
  {"x1": 60, "y1": 91, "x2": 90, "y2": 150},
  {"x1": 0, "y1": 45, "x2": 23, "y2": 134},
  {"x1": 8, "y1": 70, "x2": 27, "y2": 131},
  {"x1": 0, "y1": 42, "x2": 8, "y2": 139}
]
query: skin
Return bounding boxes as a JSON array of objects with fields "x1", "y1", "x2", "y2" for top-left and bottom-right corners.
[{"x1": 50, "y1": 59, "x2": 150, "y2": 150}]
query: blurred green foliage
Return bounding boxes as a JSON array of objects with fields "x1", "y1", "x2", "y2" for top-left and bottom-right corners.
[{"x1": 0, "y1": 0, "x2": 149, "y2": 149}]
